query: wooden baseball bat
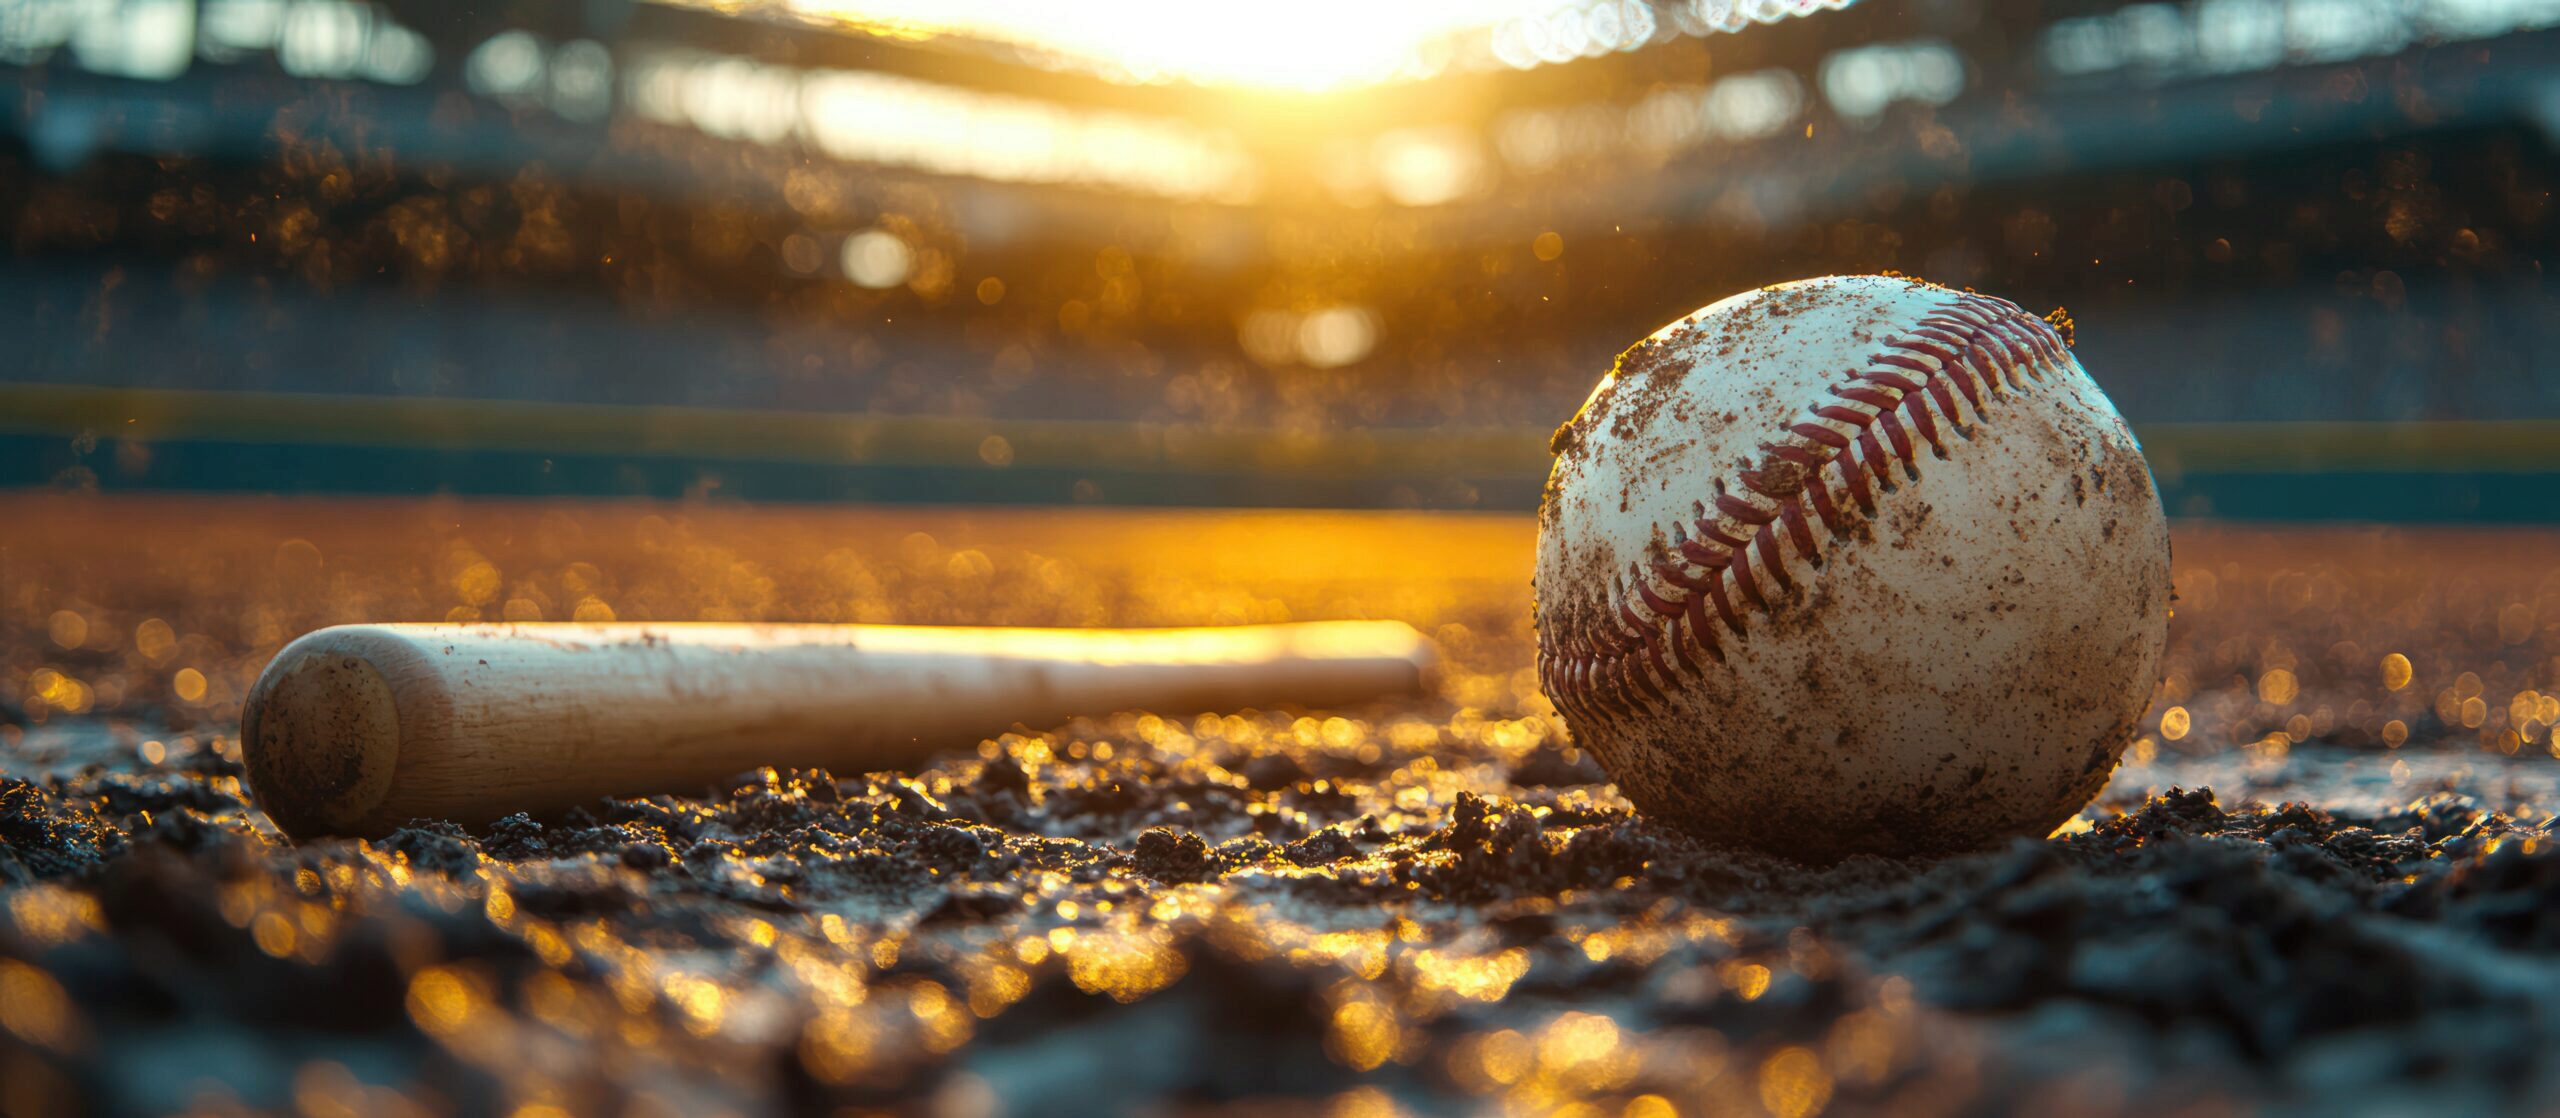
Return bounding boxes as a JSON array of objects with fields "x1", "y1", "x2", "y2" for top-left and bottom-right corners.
[{"x1": 240, "y1": 621, "x2": 1434, "y2": 840}]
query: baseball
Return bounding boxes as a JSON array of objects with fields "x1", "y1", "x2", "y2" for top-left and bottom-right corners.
[{"x1": 1534, "y1": 274, "x2": 2171, "y2": 862}]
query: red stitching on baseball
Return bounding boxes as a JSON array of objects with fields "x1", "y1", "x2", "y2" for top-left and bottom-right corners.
[{"x1": 1540, "y1": 293, "x2": 2070, "y2": 719}]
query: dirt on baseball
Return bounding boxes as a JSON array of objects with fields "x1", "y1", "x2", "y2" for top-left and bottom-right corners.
[{"x1": 7, "y1": 494, "x2": 2560, "y2": 1116}]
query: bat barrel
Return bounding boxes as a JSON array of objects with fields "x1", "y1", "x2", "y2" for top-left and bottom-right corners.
[{"x1": 240, "y1": 621, "x2": 1435, "y2": 840}]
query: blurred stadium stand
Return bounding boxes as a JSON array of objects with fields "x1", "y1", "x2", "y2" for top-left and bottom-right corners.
[{"x1": 2, "y1": 0, "x2": 2556, "y2": 518}]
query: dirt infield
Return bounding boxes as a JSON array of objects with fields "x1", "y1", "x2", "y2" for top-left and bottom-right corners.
[{"x1": 6, "y1": 495, "x2": 2559, "y2": 1115}]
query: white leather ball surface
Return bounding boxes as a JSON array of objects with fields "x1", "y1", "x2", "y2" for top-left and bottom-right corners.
[{"x1": 1534, "y1": 275, "x2": 2170, "y2": 861}]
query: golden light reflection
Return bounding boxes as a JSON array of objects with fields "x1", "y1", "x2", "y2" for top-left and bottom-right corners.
[
  {"x1": 1757, "y1": 1046, "x2": 1833, "y2": 1118},
  {"x1": 666, "y1": 974, "x2": 728, "y2": 1037},
  {"x1": 1722, "y1": 960, "x2": 1772, "y2": 1000},
  {"x1": 1410, "y1": 946, "x2": 1531, "y2": 1002},
  {"x1": 45, "y1": 609, "x2": 87, "y2": 649},
  {"x1": 1825, "y1": 1010, "x2": 1898, "y2": 1086},
  {"x1": 1327, "y1": 990, "x2": 1402, "y2": 1071},
  {"x1": 6, "y1": 886, "x2": 106, "y2": 948},
  {"x1": 290, "y1": 1062, "x2": 369, "y2": 1118},
  {"x1": 2257, "y1": 668, "x2": 2299, "y2": 705},
  {"x1": 1469, "y1": 1029, "x2": 1535, "y2": 1087},
  {"x1": 906, "y1": 982, "x2": 973, "y2": 1052},
  {"x1": 0, "y1": 961, "x2": 80, "y2": 1053},
  {"x1": 1326, "y1": 1086, "x2": 1400, "y2": 1118},
  {"x1": 797, "y1": 1010, "x2": 880, "y2": 1084},
  {"x1": 1063, "y1": 930, "x2": 1188, "y2": 1003},
  {"x1": 406, "y1": 966, "x2": 489, "y2": 1038},
  {"x1": 2382, "y1": 652, "x2": 2414, "y2": 690},
  {"x1": 1535, "y1": 1011, "x2": 1637, "y2": 1092},
  {"x1": 523, "y1": 971, "x2": 586, "y2": 1031},
  {"x1": 965, "y1": 963, "x2": 1031, "y2": 1018},
  {"x1": 2159, "y1": 706, "x2": 2191, "y2": 741},
  {"x1": 1624, "y1": 1095, "x2": 1678, "y2": 1118},
  {"x1": 524, "y1": 924, "x2": 574, "y2": 968},
  {"x1": 134, "y1": 617, "x2": 176, "y2": 662},
  {"x1": 252, "y1": 911, "x2": 299, "y2": 957},
  {"x1": 26, "y1": 668, "x2": 94, "y2": 716}
]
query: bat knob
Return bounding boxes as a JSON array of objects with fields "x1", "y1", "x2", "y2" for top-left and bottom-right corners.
[{"x1": 241, "y1": 630, "x2": 409, "y2": 840}]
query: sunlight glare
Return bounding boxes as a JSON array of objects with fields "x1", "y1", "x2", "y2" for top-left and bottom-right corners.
[{"x1": 779, "y1": 0, "x2": 1556, "y2": 90}]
